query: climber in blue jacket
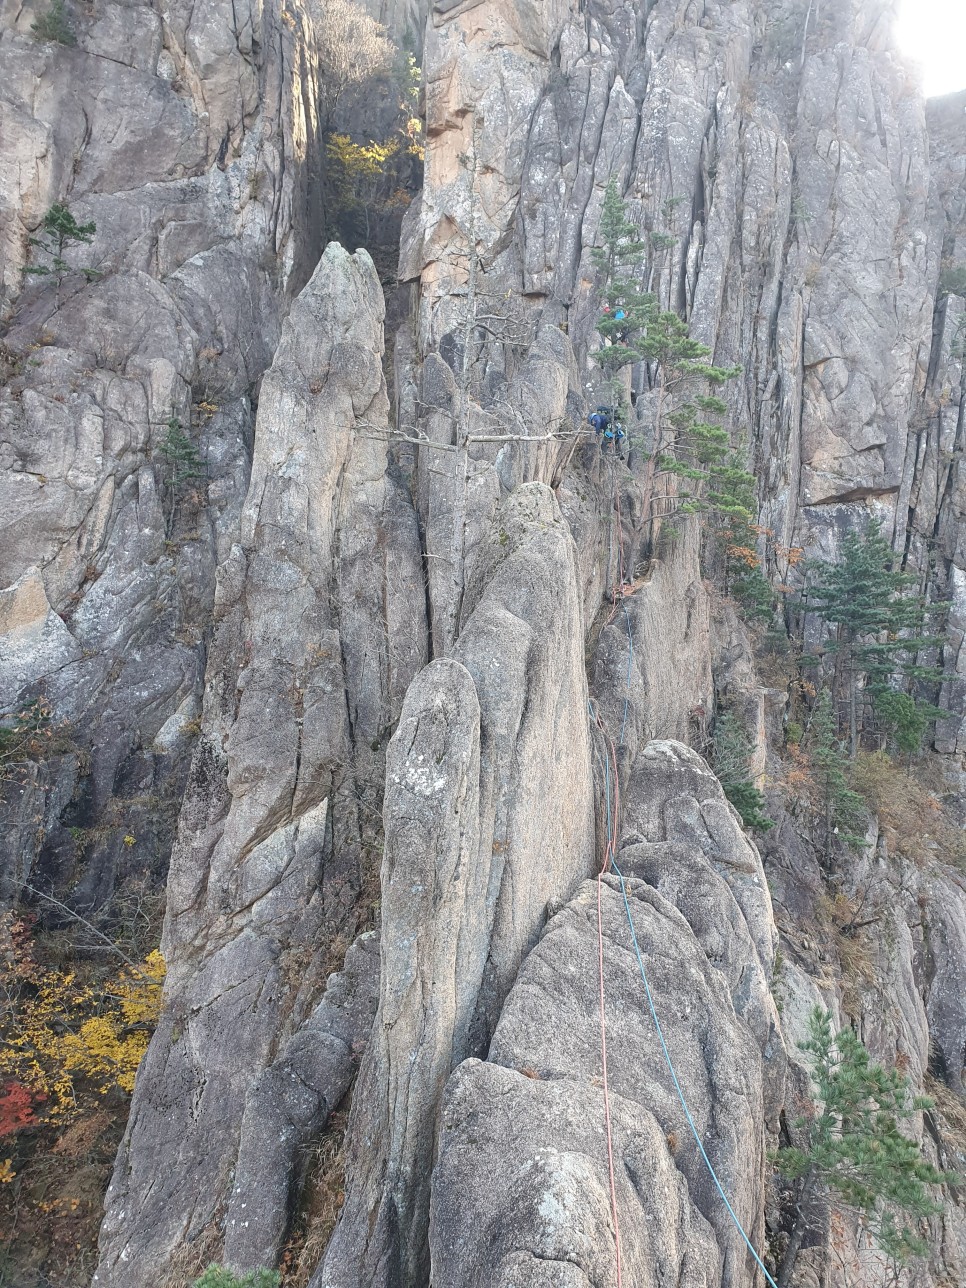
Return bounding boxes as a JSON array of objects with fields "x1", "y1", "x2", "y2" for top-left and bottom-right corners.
[
  {"x1": 602, "y1": 419, "x2": 626, "y2": 453},
  {"x1": 588, "y1": 407, "x2": 610, "y2": 436},
  {"x1": 588, "y1": 407, "x2": 626, "y2": 456}
]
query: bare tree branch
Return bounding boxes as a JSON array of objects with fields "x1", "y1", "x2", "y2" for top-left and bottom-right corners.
[{"x1": 23, "y1": 884, "x2": 140, "y2": 969}]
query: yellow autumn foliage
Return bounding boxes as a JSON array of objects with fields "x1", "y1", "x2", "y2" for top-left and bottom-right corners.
[
  {"x1": 0, "y1": 915, "x2": 164, "y2": 1122},
  {"x1": 326, "y1": 133, "x2": 401, "y2": 201}
]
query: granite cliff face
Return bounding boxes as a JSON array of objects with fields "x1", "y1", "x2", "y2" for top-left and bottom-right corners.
[
  {"x1": 0, "y1": 0, "x2": 327, "y2": 915},
  {"x1": 2, "y1": 1, "x2": 966, "y2": 1286}
]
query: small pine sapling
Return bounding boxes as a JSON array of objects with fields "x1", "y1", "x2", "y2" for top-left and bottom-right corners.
[
  {"x1": 193, "y1": 1268, "x2": 281, "y2": 1288},
  {"x1": 30, "y1": 0, "x2": 76, "y2": 45},
  {"x1": 712, "y1": 711, "x2": 773, "y2": 831},
  {"x1": 157, "y1": 414, "x2": 206, "y2": 533},
  {"x1": 25, "y1": 203, "x2": 96, "y2": 283},
  {"x1": 776, "y1": 1008, "x2": 953, "y2": 1288}
]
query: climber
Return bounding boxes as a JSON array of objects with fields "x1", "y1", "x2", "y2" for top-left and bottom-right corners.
[
  {"x1": 602, "y1": 419, "x2": 626, "y2": 456},
  {"x1": 588, "y1": 407, "x2": 626, "y2": 456},
  {"x1": 587, "y1": 406, "x2": 611, "y2": 437}
]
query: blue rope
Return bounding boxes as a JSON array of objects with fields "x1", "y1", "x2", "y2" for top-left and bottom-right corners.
[
  {"x1": 592, "y1": 576, "x2": 779, "y2": 1288},
  {"x1": 608, "y1": 857, "x2": 780, "y2": 1288}
]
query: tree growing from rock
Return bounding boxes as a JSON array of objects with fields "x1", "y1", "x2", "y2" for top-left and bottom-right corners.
[
  {"x1": 25, "y1": 203, "x2": 97, "y2": 284},
  {"x1": 712, "y1": 710, "x2": 773, "y2": 831},
  {"x1": 803, "y1": 690, "x2": 868, "y2": 854},
  {"x1": 804, "y1": 524, "x2": 946, "y2": 756},
  {"x1": 776, "y1": 1007, "x2": 950, "y2": 1288},
  {"x1": 591, "y1": 180, "x2": 740, "y2": 447},
  {"x1": 30, "y1": 0, "x2": 76, "y2": 46},
  {"x1": 156, "y1": 414, "x2": 206, "y2": 534},
  {"x1": 591, "y1": 181, "x2": 770, "y2": 615}
]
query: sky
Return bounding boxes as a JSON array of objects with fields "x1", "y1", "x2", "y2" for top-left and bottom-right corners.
[{"x1": 893, "y1": 0, "x2": 966, "y2": 97}]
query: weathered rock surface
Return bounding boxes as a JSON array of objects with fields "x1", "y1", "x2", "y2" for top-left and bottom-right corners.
[
  {"x1": 2, "y1": 0, "x2": 966, "y2": 1286},
  {"x1": 0, "y1": 0, "x2": 328, "y2": 923},
  {"x1": 432, "y1": 1056, "x2": 722, "y2": 1288},
  {"x1": 317, "y1": 482, "x2": 596, "y2": 1287},
  {"x1": 223, "y1": 930, "x2": 381, "y2": 1273},
  {"x1": 428, "y1": 742, "x2": 779, "y2": 1288},
  {"x1": 617, "y1": 742, "x2": 781, "y2": 1067},
  {"x1": 94, "y1": 243, "x2": 426, "y2": 1286},
  {"x1": 592, "y1": 523, "x2": 713, "y2": 757}
]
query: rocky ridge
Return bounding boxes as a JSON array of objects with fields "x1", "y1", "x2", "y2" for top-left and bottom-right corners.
[{"x1": 1, "y1": 1, "x2": 965, "y2": 1287}]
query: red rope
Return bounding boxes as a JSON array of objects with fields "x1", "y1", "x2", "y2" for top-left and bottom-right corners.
[
  {"x1": 589, "y1": 464, "x2": 633, "y2": 1282},
  {"x1": 592, "y1": 699, "x2": 625, "y2": 1283},
  {"x1": 597, "y1": 866, "x2": 624, "y2": 1287},
  {"x1": 604, "y1": 461, "x2": 629, "y2": 624}
]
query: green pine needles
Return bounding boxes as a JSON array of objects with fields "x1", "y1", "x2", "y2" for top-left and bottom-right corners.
[
  {"x1": 25, "y1": 203, "x2": 96, "y2": 283},
  {"x1": 712, "y1": 711, "x2": 773, "y2": 831},
  {"x1": 591, "y1": 179, "x2": 773, "y2": 621},
  {"x1": 157, "y1": 414, "x2": 205, "y2": 534},
  {"x1": 803, "y1": 692, "x2": 868, "y2": 853},
  {"x1": 804, "y1": 523, "x2": 946, "y2": 757},
  {"x1": 31, "y1": 0, "x2": 76, "y2": 45},
  {"x1": 776, "y1": 1008, "x2": 953, "y2": 1287},
  {"x1": 193, "y1": 1268, "x2": 280, "y2": 1288},
  {"x1": 939, "y1": 265, "x2": 966, "y2": 299}
]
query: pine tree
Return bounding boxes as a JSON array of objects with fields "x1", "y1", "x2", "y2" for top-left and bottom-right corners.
[
  {"x1": 805, "y1": 691, "x2": 868, "y2": 854},
  {"x1": 712, "y1": 712, "x2": 773, "y2": 831},
  {"x1": 871, "y1": 689, "x2": 944, "y2": 761},
  {"x1": 157, "y1": 414, "x2": 205, "y2": 534},
  {"x1": 30, "y1": 0, "x2": 76, "y2": 46},
  {"x1": 805, "y1": 524, "x2": 946, "y2": 755},
  {"x1": 590, "y1": 180, "x2": 741, "y2": 442},
  {"x1": 25, "y1": 203, "x2": 96, "y2": 282},
  {"x1": 590, "y1": 179, "x2": 651, "y2": 382},
  {"x1": 776, "y1": 1008, "x2": 951, "y2": 1288},
  {"x1": 590, "y1": 183, "x2": 761, "y2": 554},
  {"x1": 589, "y1": 181, "x2": 777, "y2": 626}
]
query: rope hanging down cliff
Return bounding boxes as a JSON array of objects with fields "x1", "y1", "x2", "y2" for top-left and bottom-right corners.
[{"x1": 591, "y1": 464, "x2": 779, "y2": 1288}]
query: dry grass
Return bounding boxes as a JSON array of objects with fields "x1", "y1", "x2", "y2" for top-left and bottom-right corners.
[
  {"x1": 816, "y1": 890, "x2": 878, "y2": 1015},
  {"x1": 851, "y1": 752, "x2": 966, "y2": 870},
  {"x1": 159, "y1": 1223, "x2": 221, "y2": 1288},
  {"x1": 924, "y1": 1074, "x2": 966, "y2": 1157},
  {"x1": 280, "y1": 1106, "x2": 349, "y2": 1287}
]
